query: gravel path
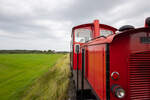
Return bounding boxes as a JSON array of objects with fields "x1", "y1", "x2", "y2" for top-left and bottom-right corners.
[{"x1": 67, "y1": 77, "x2": 76, "y2": 100}]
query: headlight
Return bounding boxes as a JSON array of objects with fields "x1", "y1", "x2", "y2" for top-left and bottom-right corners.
[
  {"x1": 115, "y1": 88, "x2": 125, "y2": 98},
  {"x1": 112, "y1": 84, "x2": 125, "y2": 99}
]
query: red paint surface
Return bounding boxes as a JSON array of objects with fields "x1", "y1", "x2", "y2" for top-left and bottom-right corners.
[
  {"x1": 71, "y1": 19, "x2": 150, "y2": 100},
  {"x1": 109, "y1": 28, "x2": 150, "y2": 100}
]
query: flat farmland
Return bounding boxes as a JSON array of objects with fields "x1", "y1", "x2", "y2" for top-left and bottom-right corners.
[{"x1": 0, "y1": 54, "x2": 67, "y2": 100}]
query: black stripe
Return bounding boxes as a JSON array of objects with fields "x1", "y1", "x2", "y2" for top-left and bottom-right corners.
[
  {"x1": 106, "y1": 43, "x2": 110, "y2": 100},
  {"x1": 81, "y1": 49, "x2": 85, "y2": 100}
]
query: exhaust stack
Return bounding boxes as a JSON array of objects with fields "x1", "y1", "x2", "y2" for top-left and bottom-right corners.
[{"x1": 93, "y1": 20, "x2": 100, "y2": 38}]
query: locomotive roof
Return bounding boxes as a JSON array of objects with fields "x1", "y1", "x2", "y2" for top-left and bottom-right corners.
[
  {"x1": 112, "y1": 27, "x2": 150, "y2": 43},
  {"x1": 72, "y1": 23, "x2": 117, "y2": 33}
]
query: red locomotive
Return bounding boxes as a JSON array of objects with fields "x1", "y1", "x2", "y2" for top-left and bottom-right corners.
[{"x1": 70, "y1": 17, "x2": 150, "y2": 100}]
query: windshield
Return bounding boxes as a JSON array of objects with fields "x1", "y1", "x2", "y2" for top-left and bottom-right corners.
[{"x1": 75, "y1": 29, "x2": 92, "y2": 43}]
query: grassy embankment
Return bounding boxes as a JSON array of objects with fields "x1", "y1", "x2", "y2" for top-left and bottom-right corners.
[
  {"x1": 0, "y1": 54, "x2": 70, "y2": 100},
  {"x1": 22, "y1": 54, "x2": 70, "y2": 100}
]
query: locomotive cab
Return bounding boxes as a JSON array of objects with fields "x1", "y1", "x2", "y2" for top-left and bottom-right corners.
[{"x1": 71, "y1": 24, "x2": 93, "y2": 71}]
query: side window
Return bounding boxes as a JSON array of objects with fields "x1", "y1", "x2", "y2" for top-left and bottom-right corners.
[
  {"x1": 74, "y1": 44, "x2": 80, "y2": 54},
  {"x1": 100, "y1": 29, "x2": 113, "y2": 37}
]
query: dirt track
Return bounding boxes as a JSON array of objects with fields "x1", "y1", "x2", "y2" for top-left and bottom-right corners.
[{"x1": 67, "y1": 77, "x2": 76, "y2": 100}]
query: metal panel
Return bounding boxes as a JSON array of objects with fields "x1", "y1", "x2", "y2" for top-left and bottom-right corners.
[{"x1": 128, "y1": 51, "x2": 150, "y2": 100}]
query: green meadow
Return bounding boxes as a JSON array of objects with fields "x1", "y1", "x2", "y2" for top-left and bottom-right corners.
[{"x1": 0, "y1": 54, "x2": 67, "y2": 100}]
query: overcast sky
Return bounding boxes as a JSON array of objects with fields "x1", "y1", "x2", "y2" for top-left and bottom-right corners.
[{"x1": 0, "y1": 0, "x2": 149, "y2": 51}]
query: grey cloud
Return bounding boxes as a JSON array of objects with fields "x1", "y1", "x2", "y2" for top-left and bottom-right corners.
[{"x1": 0, "y1": 0, "x2": 149, "y2": 51}]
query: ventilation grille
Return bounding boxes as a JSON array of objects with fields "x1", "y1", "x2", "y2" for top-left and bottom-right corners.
[{"x1": 128, "y1": 51, "x2": 150, "y2": 100}]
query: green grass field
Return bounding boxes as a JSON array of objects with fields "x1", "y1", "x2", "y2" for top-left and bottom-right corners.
[
  {"x1": 22, "y1": 54, "x2": 70, "y2": 100},
  {"x1": 0, "y1": 54, "x2": 64, "y2": 100}
]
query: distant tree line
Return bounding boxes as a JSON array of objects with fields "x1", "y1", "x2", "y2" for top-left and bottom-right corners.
[
  {"x1": 0, "y1": 50, "x2": 54, "y2": 54},
  {"x1": 0, "y1": 50, "x2": 69, "y2": 54}
]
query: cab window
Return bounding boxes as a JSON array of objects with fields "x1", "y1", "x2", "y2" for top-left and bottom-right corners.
[
  {"x1": 75, "y1": 29, "x2": 92, "y2": 43},
  {"x1": 100, "y1": 29, "x2": 113, "y2": 37}
]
